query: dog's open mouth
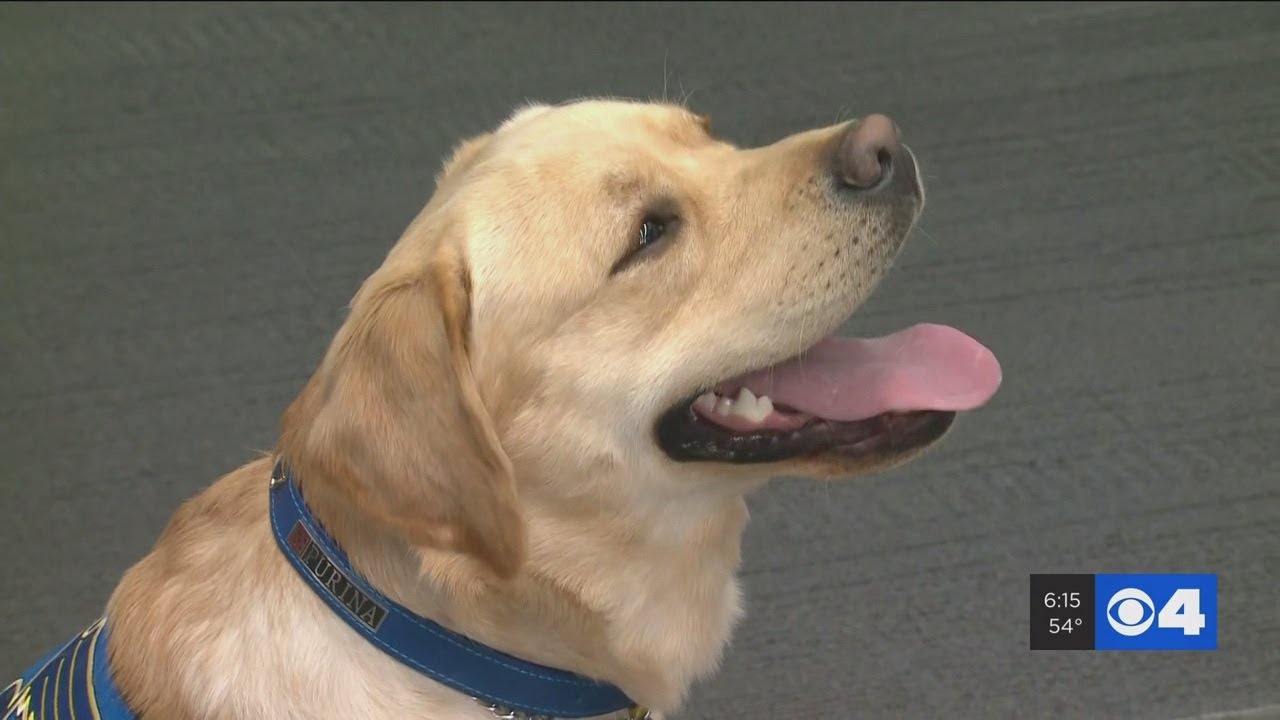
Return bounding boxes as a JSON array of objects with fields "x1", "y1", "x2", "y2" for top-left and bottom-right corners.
[{"x1": 656, "y1": 324, "x2": 1002, "y2": 463}]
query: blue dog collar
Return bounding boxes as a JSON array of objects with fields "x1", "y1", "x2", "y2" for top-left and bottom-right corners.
[{"x1": 268, "y1": 460, "x2": 640, "y2": 719}]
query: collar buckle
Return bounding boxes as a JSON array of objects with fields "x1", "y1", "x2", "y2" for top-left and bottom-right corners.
[{"x1": 269, "y1": 460, "x2": 288, "y2": 490}]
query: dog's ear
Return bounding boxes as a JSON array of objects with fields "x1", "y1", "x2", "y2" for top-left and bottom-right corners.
[
  {"x1": 437, "y1": 132, "x2": 494, "y2": 185},
  {"x1": 279, "y1": 235, "x2": 525, "y2": 579}
]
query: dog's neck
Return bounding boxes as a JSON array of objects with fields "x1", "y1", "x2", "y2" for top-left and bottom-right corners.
[{"x1": 299, "y1": 472, "x2": 751, "y2": 714}]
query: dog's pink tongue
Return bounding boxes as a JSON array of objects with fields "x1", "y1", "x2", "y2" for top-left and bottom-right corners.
[{"x1": 720, "y1": 324, "x2": 1002, "y2": 422}]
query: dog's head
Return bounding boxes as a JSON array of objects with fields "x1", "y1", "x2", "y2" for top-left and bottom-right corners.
[{"x1": 280, "y1": 100, "x2": 1001, "y2": 577}]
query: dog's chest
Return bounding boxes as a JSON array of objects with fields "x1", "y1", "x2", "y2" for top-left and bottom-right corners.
[{"x1": 178, "y1": 598, "x2": 500, "y2": 720}]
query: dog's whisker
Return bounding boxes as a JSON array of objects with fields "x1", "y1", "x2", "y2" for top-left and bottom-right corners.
[
  {"x1": 915, "y1": 224, "x2": 941, "y2": 248},
  {"x1": 678, "y1": 79, "x2": 698, "y2": 107},
  {"x1": 798, "y1": 292, "x2": 815, "y2": 379},
  {"x1": 662, "y1": 50, "x2": 669, "y2": 103}
]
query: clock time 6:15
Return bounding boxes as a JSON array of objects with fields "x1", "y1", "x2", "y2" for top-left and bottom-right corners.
[{"x1": 1043, "y1": 592, "x2": 1082, "y2": 609}]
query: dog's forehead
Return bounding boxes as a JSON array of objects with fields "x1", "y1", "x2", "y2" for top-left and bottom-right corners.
[
  {"x1": 487, "y1": 102, "x2": 717, "y2": 203},
  {"x1": 498, "y1": 99, "x2": 707, "y2": 145},
  {"x1": 500, "y1": 102, "x2": 554, "y2": 130},
  {"x1": 461, "y1": 101, "x2": 719, "y2": 317}
]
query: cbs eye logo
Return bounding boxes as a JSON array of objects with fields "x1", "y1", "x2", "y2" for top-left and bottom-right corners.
[
  {"x1": 1106, "y1": 587, "x2": 1205, "y2": 637},
  {"x1": 1106, "y1": 588, "x2": 1156, "y2": 636}
]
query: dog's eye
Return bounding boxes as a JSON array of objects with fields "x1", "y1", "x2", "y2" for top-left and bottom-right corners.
[
  {"x1": 638, "y1": 218, "x2": 667, "y2": 249},
  {"x1": 611, "y1": 213, "x2": 677, "y2": 275}
]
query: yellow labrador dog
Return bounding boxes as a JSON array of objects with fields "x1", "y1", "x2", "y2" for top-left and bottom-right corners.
[{"x1": 6, "y1": 100, "x2": 1000, "y2": 720}]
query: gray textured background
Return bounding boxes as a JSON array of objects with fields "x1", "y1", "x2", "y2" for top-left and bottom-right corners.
[{"x1": 2, "y1": 3, "x2": 1277, "y2": 718}]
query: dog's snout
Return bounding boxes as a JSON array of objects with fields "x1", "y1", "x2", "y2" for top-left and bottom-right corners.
[
  {"x1": 835, "y1": 114, "x2": 899, "y2": 189},
  {"x1": 832, "y1": 114, "x2": 918, "y2": 198}
]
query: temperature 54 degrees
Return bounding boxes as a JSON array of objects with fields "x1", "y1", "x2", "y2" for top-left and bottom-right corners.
[{"x1": 1049, "y1": 617, "x2": 1083, "y2": 634}]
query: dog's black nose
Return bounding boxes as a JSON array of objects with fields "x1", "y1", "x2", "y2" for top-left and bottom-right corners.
[{"x1": 833, "y1": 114, "x2": 916, "y2": 195}]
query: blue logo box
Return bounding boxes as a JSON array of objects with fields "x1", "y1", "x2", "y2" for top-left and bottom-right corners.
[{"x1": 1094, "y1": 574, "x2": 1217, "y2": 651}]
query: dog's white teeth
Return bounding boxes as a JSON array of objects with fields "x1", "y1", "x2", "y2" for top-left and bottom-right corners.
[
  {"x1": 697, "y1": 389, "x2": 776, "y2": 424},
  {"x1": 728, "y1": 387, "x2": 773, "y2": 423},
  {"x1": 757, "y1": 394, "x2": 775, "y2": 417},
  {"x1": 693, "y1": 392, "x2": 718, "y2": 414}
]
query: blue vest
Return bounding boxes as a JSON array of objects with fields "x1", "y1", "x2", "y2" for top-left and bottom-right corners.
[{"x1": 3, "y1": 617, "x2": 135, "y2": 720}]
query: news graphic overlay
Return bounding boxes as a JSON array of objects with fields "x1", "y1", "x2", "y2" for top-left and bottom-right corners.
[
  {"x1": 1031, "y1": 574, "x2": 1217, "y2": 651},
  {"x1": 1030, "y1": 574, "x2": 1095, "y2": 650},
  {"x1": 1094, "y1": 574, "x2": 1217, "y2": 650}
]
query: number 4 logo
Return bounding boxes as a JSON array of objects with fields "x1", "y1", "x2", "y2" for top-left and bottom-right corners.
[
  {"x1": 1158, "y1": 588, "x2": 1206, "y2": 635},
  {"x1": 1098, "y1": 575, "x2": 1216, "y2": 650}
]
